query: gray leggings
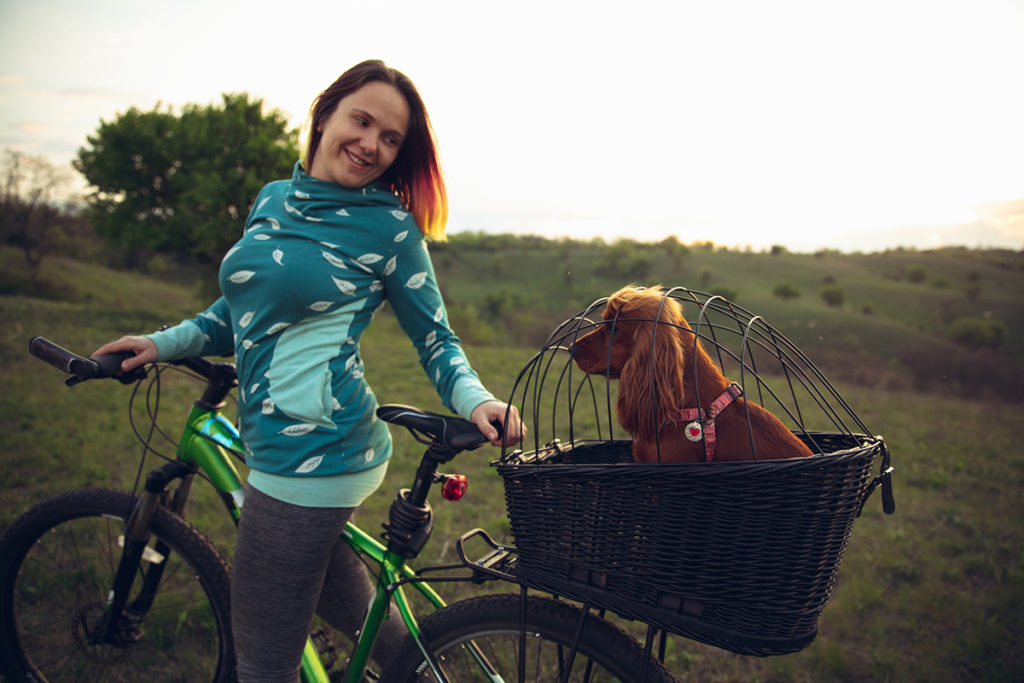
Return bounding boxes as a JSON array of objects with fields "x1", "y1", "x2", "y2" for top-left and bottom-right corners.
[{"x1": 231, "y1": 485, "x2": 405, "y2": 682}]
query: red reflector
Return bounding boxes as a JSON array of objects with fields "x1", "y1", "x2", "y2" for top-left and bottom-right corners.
[{"x1": 441, "y1": 475, "x2": 467, "y2": 501}]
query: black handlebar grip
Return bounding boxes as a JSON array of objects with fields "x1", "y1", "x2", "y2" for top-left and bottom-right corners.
[
  {"x1": 93, "y1": 351, "x2": 136, "y2": 378},
  {"x1": 29, "y1": 337, "x2": 89, "y2": 375}
]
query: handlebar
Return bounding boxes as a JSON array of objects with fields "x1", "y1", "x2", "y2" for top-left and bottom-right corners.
[
  {"x1": 29, "y1": 336, "x2": 238, "y2": 405},
  {"x1": 29, "y1": 337, "x2": 146, "y2": 387}
]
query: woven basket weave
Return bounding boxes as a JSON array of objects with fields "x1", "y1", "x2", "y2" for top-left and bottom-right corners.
[{"x1": 498, "y1": 436, "x2": 890, "y2": 656}]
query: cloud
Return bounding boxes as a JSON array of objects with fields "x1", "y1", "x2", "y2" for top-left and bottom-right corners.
[
  {"x1": 979, "y1": 200, "x2": 1024, "y2": 242},
  {"x1": 13, "y1": 121, "x2": 46, "y2": 134},
  {"x1": 57, "y1": 86, "x2": 141, "y2": 101}
]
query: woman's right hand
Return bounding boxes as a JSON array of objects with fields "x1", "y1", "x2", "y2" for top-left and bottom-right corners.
[{"x1": 92, "y1": 336, "x2": 158, "y2": 374}]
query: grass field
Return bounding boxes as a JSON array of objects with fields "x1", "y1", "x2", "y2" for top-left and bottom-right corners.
[{"x1": 2, "y1": 245, "x2": 1022, "y2": 681}]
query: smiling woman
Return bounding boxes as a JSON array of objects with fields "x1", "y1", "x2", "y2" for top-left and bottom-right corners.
[{"x1": 88, "y1": 58, "x2": 524, "y2": 682}]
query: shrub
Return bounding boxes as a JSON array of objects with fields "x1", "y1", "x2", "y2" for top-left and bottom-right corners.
[
  {"x1": 772, "y1": 283, "x2": 801, "y2": 300},
  {"x1": 948, "y1": 317, "x2": 1007, "y2": 350},
  {"x1": 907, "y1": 265, "x2": 928, "y2": 283},
  {"x1": 820, "y1": 284, "x2": 845, "y2": 307}
]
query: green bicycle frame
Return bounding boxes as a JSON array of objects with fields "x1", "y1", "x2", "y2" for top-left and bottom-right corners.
[
  {"x1": 173, "y1": 401, "x2": 455, "y2": 682},
  {"x1": 177, "y1": 404, "x2": 247, "y2": 519}
]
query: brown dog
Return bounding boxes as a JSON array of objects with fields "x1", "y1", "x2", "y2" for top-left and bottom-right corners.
[{"x1": 571, "y1": 286, "x2": 814, "y2": 463}]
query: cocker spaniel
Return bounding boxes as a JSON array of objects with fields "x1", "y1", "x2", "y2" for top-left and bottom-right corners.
[{"x1": 571, "y1": 286, "x2": 814, "y2": 463}]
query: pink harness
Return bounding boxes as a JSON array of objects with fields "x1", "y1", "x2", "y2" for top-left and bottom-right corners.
[{"x1": 665, "y1": 383, "x2": 743, "y2": 462}]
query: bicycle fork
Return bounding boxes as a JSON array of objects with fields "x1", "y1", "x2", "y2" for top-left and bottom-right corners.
[{"x1": 97, "y1": 460, "x2": 198, "y2": 647}]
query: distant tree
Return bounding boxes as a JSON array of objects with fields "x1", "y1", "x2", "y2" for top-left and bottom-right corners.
[
  {"x1": 907, "y1": 265, "x2": 928, "y2": 283},
  {"x1": 948, "y1": 317, "x2": 1006, "y2": 350},
  {"x1": 772, "y1": 283, "x2": 800, "y2": 300},
  {"x1": 1, "y1": 149, "x2": 74, "y2": 278},
  {"x1": 74, "y1": 93, "x2": 298, "y2": 264},
  {"x1": 660, "y1": 235, "x2": 689, "y2": 270},
  {"x1": 820, "y1": 284, "x2": 845, "y2": 307},
  {"x1": 601, "y1": 239, "x2": 651, "y2": 279},
  {"x1": 770, "y1": 244, "x2": 787, "y2": 255}
]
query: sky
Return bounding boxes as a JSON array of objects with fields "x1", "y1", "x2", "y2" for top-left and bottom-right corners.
[{"x1": 2, "y1": 0, "x2": 1023, "y2": 253}]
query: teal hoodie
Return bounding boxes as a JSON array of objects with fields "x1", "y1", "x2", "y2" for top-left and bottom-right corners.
[{"x1": 149, "y1": 163, "x2": 494, "y2": 500}]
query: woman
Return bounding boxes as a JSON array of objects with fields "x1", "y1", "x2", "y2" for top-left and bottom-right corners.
[{"x1": 94, "y1": 59, "x2": 523, "y2": 681}]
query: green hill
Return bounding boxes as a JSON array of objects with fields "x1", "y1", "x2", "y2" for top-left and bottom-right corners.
[
  {"x1": 429, "y1": 236, "x2": 1024, "y2": 401},
  {"x1": 4, "y1": 238, "x2": 1022, "y2": 402}
]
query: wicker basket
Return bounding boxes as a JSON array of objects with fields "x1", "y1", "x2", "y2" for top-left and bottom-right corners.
[
  {"x1": 495, "y1": 287, "x2": 895, "y2": 656},
  {"x1": 498, "y1": 435, "x2": 891, "y2": 655}
]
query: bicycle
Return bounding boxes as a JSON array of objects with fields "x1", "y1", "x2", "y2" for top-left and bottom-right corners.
[{"x1": 0, "y1": 337, "x2": 676, "y2": 682}]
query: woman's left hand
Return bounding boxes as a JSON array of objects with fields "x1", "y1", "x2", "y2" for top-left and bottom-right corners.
[{"x1": 470, "y1": 401, "x2": 525, "y2": 447}]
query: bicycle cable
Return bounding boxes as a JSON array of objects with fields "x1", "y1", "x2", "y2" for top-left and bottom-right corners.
[{"x1": 125, "y1": 362, "x2": 240, "y2": 497}]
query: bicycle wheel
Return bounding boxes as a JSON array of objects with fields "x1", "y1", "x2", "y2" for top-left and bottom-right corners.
[
  {"x1": 380, "y1": 593, "x2": 677, "y2": 682},
  {"x1": 0, "y1": 488, "x2": 234, "y2": 682}
]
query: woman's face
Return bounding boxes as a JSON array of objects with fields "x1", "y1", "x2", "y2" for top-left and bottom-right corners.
[{"x1": 309, "y1": 81, "x2": 411, "y2": 188}]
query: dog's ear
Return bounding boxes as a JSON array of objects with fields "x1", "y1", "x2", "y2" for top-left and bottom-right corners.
[{"x1": 617, "y1": 297, "x2": 686, "y2": 437}]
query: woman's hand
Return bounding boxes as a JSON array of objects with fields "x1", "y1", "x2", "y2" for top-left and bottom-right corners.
[
  {"x1": 92, "y1": 336, "x2": 158, "y2": 374},
  {"x1": 470, "y1": 400, "x2": 525, "y2": 447}
]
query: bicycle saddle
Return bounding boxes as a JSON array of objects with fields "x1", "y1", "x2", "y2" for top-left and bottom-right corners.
[{"x1": 376, "y1": 404, "x2": 491, "y2": 452}]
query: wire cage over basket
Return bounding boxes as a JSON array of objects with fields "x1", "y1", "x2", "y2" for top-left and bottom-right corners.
[{"x1": 494, "y1": 286, "x2": 895, "y2": 657}]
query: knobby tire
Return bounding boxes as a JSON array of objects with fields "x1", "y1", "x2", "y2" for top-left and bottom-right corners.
[{"x1": 0, "y1": 488, "x2": 234, "y2": 682}]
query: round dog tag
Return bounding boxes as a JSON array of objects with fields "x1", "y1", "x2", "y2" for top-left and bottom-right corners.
[{"x1": 685, "y1": 421, "x2": 703, "y2": 442}]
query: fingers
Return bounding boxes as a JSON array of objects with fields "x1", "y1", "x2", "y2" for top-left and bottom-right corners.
[
  {"x1": 92, "y1": 336, "x2": 157, "y2": 373},
  {"x1": 471, "y1": 401, "x2": 525, "y2": 447}
]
